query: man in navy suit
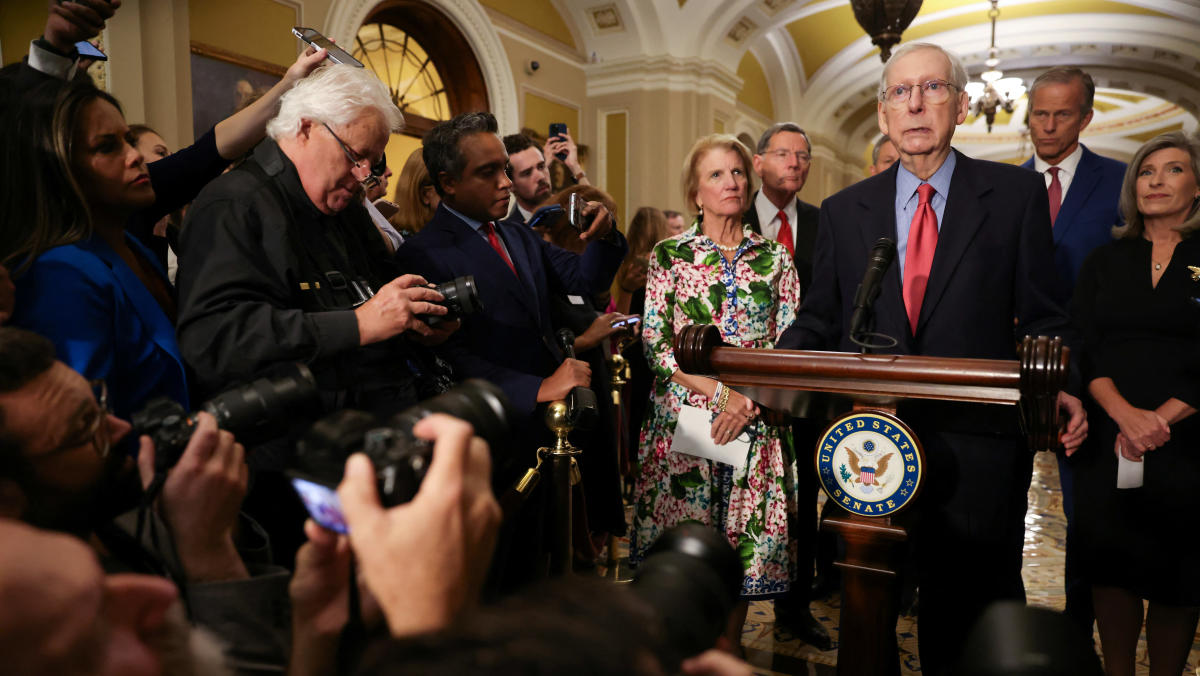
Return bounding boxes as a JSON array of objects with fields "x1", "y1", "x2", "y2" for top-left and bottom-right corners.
[
  {"x1": 1021, "y1": 66, "x2": 1126, "y2": 636},
  {"x1": 395, "y1": 113, "x2": 626, "y2": 463},
  {"x1": 777, "y1": 43, "x2": 1088, "y2": 674},
  {"x1": 396, "y1": 112, "x2": 624, "y2": 589},
  {"x1": 1021, "y1": 67, "x2": 1126, "y2": 298}
]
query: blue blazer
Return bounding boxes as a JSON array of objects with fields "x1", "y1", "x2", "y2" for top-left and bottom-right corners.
[
  {"x1": 10, "y1": 234, "x2": 189, "y2": 420},
  {"x1": 1021, "y1": 145, "x2": 1126, "y2": 297},
  {"x1": 394, "y1": 204, "x2": 626, "y2": 416}
]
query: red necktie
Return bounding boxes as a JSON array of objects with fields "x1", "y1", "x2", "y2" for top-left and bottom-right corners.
[
  {"x1": 1047, "y1": 166, "x2": 1062, "y2": 226},
  {"x1": 776, "y1": 209, "x2": 795, "y2": 257},
  {"x1": 903, "y1": 183, "x2": 938, "y2": 334},
  {"x1": 484, "y1": 221, "x2": 517, "y2": 277}
]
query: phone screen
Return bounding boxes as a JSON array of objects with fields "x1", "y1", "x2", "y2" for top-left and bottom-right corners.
[
  {"x1": 290, "y1": 476, "x2": 349, "y2": 534},
  {"x1": 292, "y1": 27, "x2": 364, "y2": 68},
  {"x1": 612, "y1": 316, "x2": 642, "y2": 329},
  {"x1": 75, "y1": 41, "x2": 108, "y2": 61}
]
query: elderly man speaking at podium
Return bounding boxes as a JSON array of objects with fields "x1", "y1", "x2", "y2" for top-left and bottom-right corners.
[{"x1": 776, "y1": 42, "x2": 1088, "y2": 674}]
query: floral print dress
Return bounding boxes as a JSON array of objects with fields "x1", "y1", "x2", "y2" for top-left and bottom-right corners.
[{"x1": 631, "y1": 221, "x2": 802, "y2": 598}]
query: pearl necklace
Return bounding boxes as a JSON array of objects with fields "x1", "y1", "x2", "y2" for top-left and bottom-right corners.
[
  {"x1": 711, "y1": 239, "x2": 741, "y2": 253},
  {"x1": 1153, "y1": 261, "x2": 1165, "y2": 271}
]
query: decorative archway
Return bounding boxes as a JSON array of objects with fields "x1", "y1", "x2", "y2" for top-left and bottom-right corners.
[{"x1": 324, "y1": 0, "x2": 518, "y2": 132}]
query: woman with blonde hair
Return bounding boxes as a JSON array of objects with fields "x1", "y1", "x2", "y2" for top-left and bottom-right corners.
[
  {"x1": 1071, "y1": 131, "x2": 1200, "y2": 675},
  {"x1": 632, "y1": 133, "x2": 801, "y2": 647},
  {"x1": 390, "y1": 146, "x2": 440, "y2": 236}
]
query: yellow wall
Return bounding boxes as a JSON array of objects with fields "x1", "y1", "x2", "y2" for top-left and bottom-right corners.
[
  {"x1": 736, "y1": 52, "x2": 775, "y2": 120},
  {"x1": 188, "y1": 0, "x2": 298, "y2": 68},
  {"x1": 523, "y1": 92, "x2": 580, "y2": 143},
  {"x1": 606, "y1": 112, "x2": 628, "y2": 227},
  {"x1": 1, "y1": 2, "x2": 47, "y2": 66},
  {"x1": 479, "y1": 0, "x2": 576, "y2": 50}
]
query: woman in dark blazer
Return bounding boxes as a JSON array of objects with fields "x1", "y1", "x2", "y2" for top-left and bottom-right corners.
[
  {"x1": 1070, "y1": 131, "x2": 1200, "y2": 676},
  {"x1": 0, "y1": 50, "x2": 324, "y2": 420}
]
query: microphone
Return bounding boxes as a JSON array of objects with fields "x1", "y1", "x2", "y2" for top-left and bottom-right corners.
[
  {"x1": 556, "y1": 328, "x2": 598, "y2": 430},
  {"x1": 849, "y1": 237, "x2": 897, "y2": 341}
]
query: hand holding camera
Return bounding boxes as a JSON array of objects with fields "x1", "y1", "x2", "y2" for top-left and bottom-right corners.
[
  {"x1": 355, "y1": 274, "x2": 446, "y2": 343},
  {"x1": 337, "y1": 414, "x2": 500, "y2": 637},
  {"x1": 136, "y1": 412, "x2": 250, "y2": 582}
]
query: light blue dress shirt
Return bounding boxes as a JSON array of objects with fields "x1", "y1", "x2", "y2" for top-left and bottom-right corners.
[{"x1": 894, "y1": 151, "x2": 956, "y2": 280}]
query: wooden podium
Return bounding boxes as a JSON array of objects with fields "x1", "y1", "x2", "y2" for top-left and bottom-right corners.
[{"x1": 674, "y1": 324, "x2": 1068, "y2": 676}]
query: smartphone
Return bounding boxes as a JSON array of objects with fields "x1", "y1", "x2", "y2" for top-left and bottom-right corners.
[
  {"x1": 292, "y1": 27, "x2": 364, "y2": 68},
  {"x1": 567, "y1": 193, "x2": 583, "y2": 231},
  {"x1": 289, "y1": 475, "x2": 349, "y2": 534},
  {"x1": 373, "y1": 199, "x2": 400, "y2": 219},
  {"x1": 75, "y1": 41, "x2": 107, "y2": 61},
  {"x1": 612, "y1": 315, "x2": 642, "y2": 329},
  {"x1": 527, "y1": 204, "x2": 564, "y2": 229},
  {"x1": 548, "y1": 123, "x2": 569, "y2": 161}
]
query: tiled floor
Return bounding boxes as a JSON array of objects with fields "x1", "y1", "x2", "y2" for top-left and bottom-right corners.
[{"x1": 607, "y1": 452, "x2": 1200, "y2": 675}]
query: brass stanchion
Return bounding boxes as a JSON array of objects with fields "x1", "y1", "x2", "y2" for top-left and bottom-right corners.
[{"x1": 540, "y1": 400, "x2": 582, "y2": 576}]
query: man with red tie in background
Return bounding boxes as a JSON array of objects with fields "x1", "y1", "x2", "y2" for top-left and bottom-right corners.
[
  {"x1": 745, "y1": 122, "x2": 832, "y2": 650},
  {"x1": 746, "y1": 123, "x2": 820, "y2": 292},
  {"x1": 777, "y1": 43, "x2": 1089, "y2": 674},
  {"x1": 1020, "y1": 66, "x2": 1126, "y2": 638}
]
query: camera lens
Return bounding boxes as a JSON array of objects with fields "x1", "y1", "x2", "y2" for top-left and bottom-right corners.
[
  {"x1": 204, "y1": 363, "x2": 318, "y2": 435},
  {"x1": 427, "y1": 275, "x2": 483, "y2": 326},
  {"x1": 389, "y1": 378, "x2": 511, "y2": 453},
  {"x1": 631, "y1": 522, "x2": 744, "y2": 667}
]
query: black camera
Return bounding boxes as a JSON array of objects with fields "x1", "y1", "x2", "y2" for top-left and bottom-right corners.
[
  {"x1": 292, "y1": 379, "x2": 513, "y2": 509},
  {"x1": 423, "y1": 275, "x2": 483, "y2": 327},
  {"x1": 631, "y1": 522, "x2": 745, "y2": 669},
  {"x1": 131, "y1": 363, "x2": 319, "y2": 475}
]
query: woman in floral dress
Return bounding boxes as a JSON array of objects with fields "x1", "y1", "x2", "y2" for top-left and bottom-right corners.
[{"x1": 631, "y1": 134, "x2": 802, "y2": 643}]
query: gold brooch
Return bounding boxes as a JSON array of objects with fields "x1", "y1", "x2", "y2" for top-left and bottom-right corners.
[{"x1": 1190, "y1": 265, "x2": 1200, "y2": 282}]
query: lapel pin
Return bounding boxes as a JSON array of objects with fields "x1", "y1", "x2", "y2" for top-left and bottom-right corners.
[{"x1": 1189, "y1": 265, "x2": 1200, "y2": 282}]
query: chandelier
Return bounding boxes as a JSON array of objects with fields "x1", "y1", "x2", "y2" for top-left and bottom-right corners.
[
  {"x1": 964, "y1": 0, "x2": 1025, "y2": 132},
  {"x1": 850, "y1": 0, "x2": 923, "y2": 63}
]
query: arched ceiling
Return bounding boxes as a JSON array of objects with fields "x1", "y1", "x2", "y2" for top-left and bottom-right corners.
[{"x1": 492, "y1": 0, "x2": 1200, "y2": 162}]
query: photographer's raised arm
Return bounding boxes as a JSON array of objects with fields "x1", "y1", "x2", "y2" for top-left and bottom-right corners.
[{"x1": 338, "y1": 414, "x2": 501, "y2": 637}]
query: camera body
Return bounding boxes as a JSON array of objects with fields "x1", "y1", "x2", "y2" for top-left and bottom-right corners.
[
  {"x1": 290, "y1": 379, "x2": 513, "y2": 527},
  {"x1": 422, "y1": 275, "x2": 483, "y2": 327},
  {"x1": 132, "y1": 363, "x2": 319, "y2": 474}
]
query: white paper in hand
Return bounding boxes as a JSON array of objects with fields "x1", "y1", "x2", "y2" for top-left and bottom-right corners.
[
  {"x1": 1116, "y1": 448, "x2": 1144, "y2": 489},
  {"x1": 670, "y1": 404, "x2": 750, "y2": 469}
]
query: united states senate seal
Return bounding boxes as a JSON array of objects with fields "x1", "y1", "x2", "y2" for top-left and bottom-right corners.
[{"x1": 815, "y1": 410, "x2": 923, "y2": 517}]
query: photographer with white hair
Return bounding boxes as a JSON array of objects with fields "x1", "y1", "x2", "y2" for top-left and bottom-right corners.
[{"x1": 175, "y1": 64, "x2": 457, "y2": 561}]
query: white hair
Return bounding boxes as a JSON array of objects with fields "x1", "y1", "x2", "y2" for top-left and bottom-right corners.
[
  {"x1": 266, "y1": 63, "x2": 403, "y2": 140},
  {"x1": 879, "y1": 42, "x2": 969, "y2": 98}
]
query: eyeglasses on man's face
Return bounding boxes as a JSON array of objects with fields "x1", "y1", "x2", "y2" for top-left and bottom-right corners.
[
  {"x1": 879, "y1": 79, "x2": 960, "y2": 107},
  {"x1": 39, "y1": 380, "x2": 112, "y2": 461},
  {"x1": 321, "y1": 122, "x2": 376, "y2": 177},
  {"x1": 765, "y1": 149, "x2": 812, "y2": 165}
]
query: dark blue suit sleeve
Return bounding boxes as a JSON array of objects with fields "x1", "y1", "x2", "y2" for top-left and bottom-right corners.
[{"x1": 777, "y1": 204, "x2": 842, "y2": 350}]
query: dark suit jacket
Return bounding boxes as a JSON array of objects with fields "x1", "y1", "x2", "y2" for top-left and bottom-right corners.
[
  {"x1": 779, "y1": 149, "x2": 1070, "y2": 361},
  {"x1": 745, "y1": 193, "x2": 820, "y2": 295},
  {"x1": 1020, "y1": 145, "x2": 1126, "y2": 297},
  {"x1": 394, "y1": 204, "x2": 627, "y2": 417}
]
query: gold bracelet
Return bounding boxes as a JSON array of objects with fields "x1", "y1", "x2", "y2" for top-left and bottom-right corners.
[{"x1": 717, "y1": 385, "x2": 731, "y2": 413}]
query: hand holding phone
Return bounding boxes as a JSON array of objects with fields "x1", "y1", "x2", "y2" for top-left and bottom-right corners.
[
  {"x1": 293, "y1": 27, "x2": 364, "y2": 67},
  {"x1": 548, "y1": 123, "x2": 569, "y2": 161},
  {"x1": 74, "y1": 41, "x2": 107, "y2": 61}
]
